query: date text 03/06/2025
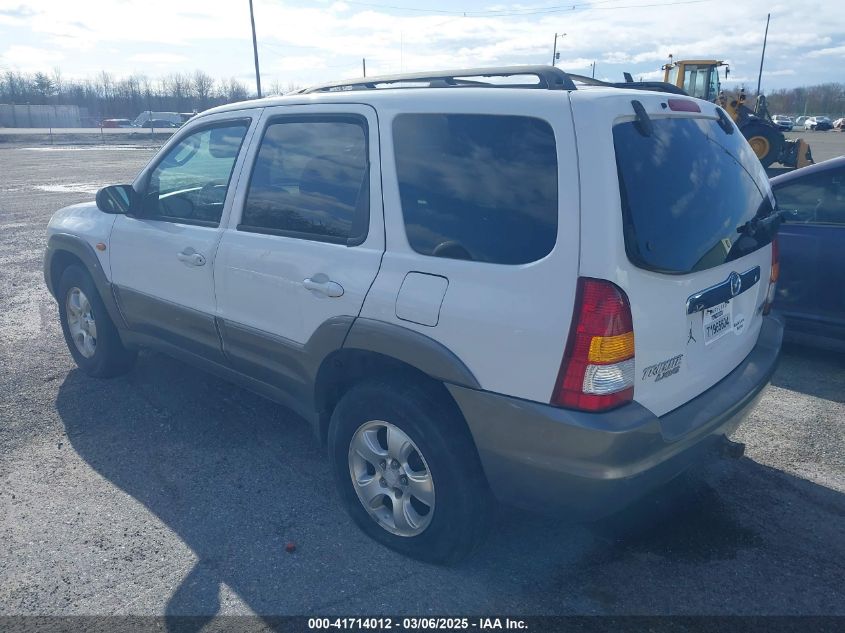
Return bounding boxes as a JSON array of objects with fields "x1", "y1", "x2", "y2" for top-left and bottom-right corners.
[{"x1": 307, "y1": 617, "x2": 528, "y2": 630}]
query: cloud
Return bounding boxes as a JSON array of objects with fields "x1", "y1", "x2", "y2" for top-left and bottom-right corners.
[
  {"x1": 0, "y1": 44, "x2": 64, "y2": 70},
  {"x1": 0, "y1": 0, "x2": 841, "y2": 91},
  {"x1": 0, "y1": 4, "x2": 35, "y2": 18},
  {"x1": 805, "y1": 45, "x2": 845, "y2": 59},
  {"x1": 265, "y1": 55, "x2": 327, "y2": 73},
  {"x1": 129, "y1": 53, "x2": 190, "y2": 65}
]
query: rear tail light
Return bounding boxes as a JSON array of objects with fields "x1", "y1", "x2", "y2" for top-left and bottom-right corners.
[
  {"x1": 551, "y1": 278, "x2": 635, "y2": 412},
  {"x1": 763, "y1": 237, "x2": 779, "y2": 315}
]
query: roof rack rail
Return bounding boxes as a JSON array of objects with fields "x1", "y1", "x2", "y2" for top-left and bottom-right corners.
[
  {"x1": 298, "y1": 65, "x2": 578, "y2": 94},
  {"x1": 568, "y1": 73, "x2": 689, "y2": 96}
]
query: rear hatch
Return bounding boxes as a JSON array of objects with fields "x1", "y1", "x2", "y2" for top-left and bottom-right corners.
[{"x1": 571, "y1": 90, "x2": 777, "y2": 417}]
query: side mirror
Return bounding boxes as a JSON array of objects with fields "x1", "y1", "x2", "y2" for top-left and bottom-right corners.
[{"x1": 95, "y1": 184, "x2": 135, "y2": 215}]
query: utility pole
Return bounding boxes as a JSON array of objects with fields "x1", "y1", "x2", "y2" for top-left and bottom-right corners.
[
  {"x1": 551, "y1": 33, "x2": 566, "y2": 66},
  {"x1": 249, "y1": 0, "x2": 262, "y2": 98},
  {"x1": 755, "y1": 13, "x2": 770, "y2": 99},
  {"x1": 363, "y1": 58, "x2": 367, "y2": 77},
  {"x1": 591, "y1": 61, "x2": 596, "y2": 78}
]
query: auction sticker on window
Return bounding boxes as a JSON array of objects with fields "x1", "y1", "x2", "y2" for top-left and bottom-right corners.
[{"x1": 703, "y1": 300, "x2": 732, "y2": 344}]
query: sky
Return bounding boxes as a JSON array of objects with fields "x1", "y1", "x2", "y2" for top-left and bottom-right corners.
[{"x1": 0, "y1": 0, "x2": 842, "y2": 93}]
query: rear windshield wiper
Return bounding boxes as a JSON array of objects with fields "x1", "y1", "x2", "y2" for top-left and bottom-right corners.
[
  {"x1": 735, "y1": 209, "x2": 787, "y2": 238},
  {"x1": 735, "y1": 195, "x2": 789, "y2": 239}
]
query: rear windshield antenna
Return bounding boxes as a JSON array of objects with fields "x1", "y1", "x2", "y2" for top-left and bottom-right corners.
[{"x1": 631, "y1": 100, "x2": 653, "y2": 137}]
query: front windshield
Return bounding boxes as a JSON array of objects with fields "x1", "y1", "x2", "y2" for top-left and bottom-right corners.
[
  {"x1": 683, "y1": 66, "x2": 708, "y2": 99},
  {"x1": 708, "y1": 66, "x2": 720, "y2": 101}
]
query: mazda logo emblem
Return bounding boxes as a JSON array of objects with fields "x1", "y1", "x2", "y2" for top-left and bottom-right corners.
[{"x1": 729, "y1": 272, "x2": 741, "y2": 297}]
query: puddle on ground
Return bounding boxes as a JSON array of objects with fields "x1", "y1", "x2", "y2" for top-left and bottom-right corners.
[
  {"x1": 19, "y1": 146, "x2": 150, "y2": 152},
  {"x1": 32, "y1": 183, "x2": 102, "y2": 194}
]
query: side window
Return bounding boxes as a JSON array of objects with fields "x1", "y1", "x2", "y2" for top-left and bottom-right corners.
[
  {"x1": 142, "y1": 122, "x2": 249, "y2": 226},
  {"x1": 393, "y1": 114, "x2": 558, "y2": 265},
  {"x1": 775, "y1": 167, "x2": 845, "y2": 225},
  {"x1": 239, "y1": 117, "x2": 369, "y2": 245}
]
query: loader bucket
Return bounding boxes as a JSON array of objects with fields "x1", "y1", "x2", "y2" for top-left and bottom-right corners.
[{"x1": 779, "y1": 138, "x2": 814, "y2": 169}]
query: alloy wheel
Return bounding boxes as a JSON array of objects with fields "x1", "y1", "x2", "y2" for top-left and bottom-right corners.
[
  {"x1": 348, "y1": 420, "x2": 435, "y2": 537},
  {"x1": 66, "y1": 287, "x2": 97, "y2": 358}
]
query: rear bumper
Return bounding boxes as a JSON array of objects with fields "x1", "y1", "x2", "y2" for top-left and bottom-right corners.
[{"x1": 448, "y1": 315, "x2": 784, "y2": 517}]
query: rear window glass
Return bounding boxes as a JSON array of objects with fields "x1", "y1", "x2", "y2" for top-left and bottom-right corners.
[
  {"x1": 393, "y1": 114, "x2": 557, "y2": 265},
  {"x1": 614, "y1": 116, "x2": 774, "y2": 274}
]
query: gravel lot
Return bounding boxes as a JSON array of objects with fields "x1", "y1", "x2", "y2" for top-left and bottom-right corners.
[{"x1": 1, "y1": 138, "x2": 844, "y2": 617}]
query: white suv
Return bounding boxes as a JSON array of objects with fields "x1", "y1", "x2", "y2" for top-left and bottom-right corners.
[{"x1": 44, "y1": 66, "x2": 783, "y2": 563}]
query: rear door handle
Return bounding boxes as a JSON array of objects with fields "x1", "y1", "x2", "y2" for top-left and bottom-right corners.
[
  {"x1": 177, "y1": 248, "x2": 206, "y2": 267},
  {"x1": 303, "y1": 276, "x2": 344, "y2": 298}
]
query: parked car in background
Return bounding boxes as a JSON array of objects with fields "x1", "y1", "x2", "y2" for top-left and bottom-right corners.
[
  {"x1": 128, "y1": 119, "x2": 180, "y2": 138},
  {"x1": 834, "y1": 117, "x2": 845, "y2": 130},
  {"x1": 130, "y1": 110, "x2": 182, "y2": 127},
  {"x1": 804, "y1": 116, "x2": 833, "y2": 131},
  {"x1": 129, "y1": 119, "x2": 179, "y2": 136},
  {"x1": 771, "y1": 156, "x2": 845, "y2": 349},
  {"x1": 772, "y1": 115, "x2": 793, "y2": 131},
  {"x1": 100, "y1": 118, "x2": 132, "y2": 128},
  {"x1": 795, "y1": 116, "x2": 809, "y2": 127},
  {"x1": 144, "y1": 119, "x2": 179, "y2": 128}
]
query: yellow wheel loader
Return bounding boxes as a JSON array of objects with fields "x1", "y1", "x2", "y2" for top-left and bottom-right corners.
[{"x1": 661, "y1": 59, "x2": 813, "y2": 169}]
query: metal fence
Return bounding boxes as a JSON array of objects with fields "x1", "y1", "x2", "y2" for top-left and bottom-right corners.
[{"x1": 0, "y1": 104, "x2": 90, "y2": 128}]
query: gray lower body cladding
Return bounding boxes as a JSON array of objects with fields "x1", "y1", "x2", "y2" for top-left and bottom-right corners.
[{"x1": 448, "y1": 315, "x2": 784, "y2": 518}]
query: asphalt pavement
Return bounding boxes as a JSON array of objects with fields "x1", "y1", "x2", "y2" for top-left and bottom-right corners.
[{"x1": 0, "y1": 139, "x2": 843, "y2": 617}]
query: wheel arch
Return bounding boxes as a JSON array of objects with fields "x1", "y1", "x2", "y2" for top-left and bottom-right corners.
[
  {"x1": 314, "y1": 318, "x2": 480, "y2": 444},
  {"x1": 45, "y1": 233, "x2": 126, "y2": 329}
]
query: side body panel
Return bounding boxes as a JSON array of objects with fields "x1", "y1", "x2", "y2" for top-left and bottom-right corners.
[
  {"x1": 359, "y1": 90, "x2": 581, "y2": 403},
  {"x1": 109, "y1": 111, "x2": 261, "y2": 361},
  {"x1": 213, "y1": 104, "x2": 385, "y2": 405},
  {"x1": 772, "y1": 157, "x2": 845, "y2": 340},
  {"x1": 775, "y1": 223, "x2": 822, "y2": 325},
  {"x1": 46, "y1": 202, "x2": 118, "y2": 290}
]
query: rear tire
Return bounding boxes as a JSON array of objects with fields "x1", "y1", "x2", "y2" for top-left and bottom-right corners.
[
  {"x1": 57, "y1": 265, "x2": 137, "y2": 378},
  {"x1": 328, "y1": 378, "x2": 493, "y2": 564},
  {"x1": 741, "y1": 122, "x2": 783, "y2": 168}
]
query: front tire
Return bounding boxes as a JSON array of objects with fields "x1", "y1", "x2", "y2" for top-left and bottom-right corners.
[
  {"x1": 328, "y1": 378, "x2": 492, "y2": 564},
  {"x1": 57, "y1": 265, "x2": 136, "y2": 377},
  {"x1": 741, "y1": 122, "x2": 783, "y2": 168}
]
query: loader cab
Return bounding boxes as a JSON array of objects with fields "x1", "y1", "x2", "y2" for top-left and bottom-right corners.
[{"x1": 662, "y1": 59, "x2": 727, "y2": 102}]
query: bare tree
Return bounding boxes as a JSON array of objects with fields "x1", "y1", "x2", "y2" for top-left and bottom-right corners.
[
  {"x1": 192, "y1": 70, "x2": 214, "y2": 109},
  {"x1": 52, "y1": 66, "x2": 63, "y2": 103},
  {"x1": 221, "y1": 77, "x2": 249, "y2": 101}
]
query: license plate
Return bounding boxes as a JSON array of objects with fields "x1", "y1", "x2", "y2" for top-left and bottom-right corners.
[{"x1": 703, "y1": 301, "x2": 732, "y2": 344}]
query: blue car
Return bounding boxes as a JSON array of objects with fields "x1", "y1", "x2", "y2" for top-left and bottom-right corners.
[{"x1": 771, "y1": 156, "x2": 845, "y2": 349}]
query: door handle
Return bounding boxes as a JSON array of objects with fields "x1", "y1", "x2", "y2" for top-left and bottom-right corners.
[
  {"x1": 177, "y1": 248, "x2": 206, "y2": 267},
  {"x1": 303, "y1": 277, "x2": 344, "y2": 298}
]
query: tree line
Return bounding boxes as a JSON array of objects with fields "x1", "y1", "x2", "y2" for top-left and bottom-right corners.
[
  {"x1": 0, "y1": 69, "x2": 301, "y2": 122},
  {"x1": 762, "y1": 83, "x2": 845, "y2": 117},
  {"x1": 2, "y1": 67, "x2": 843, "y2": 120}
]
